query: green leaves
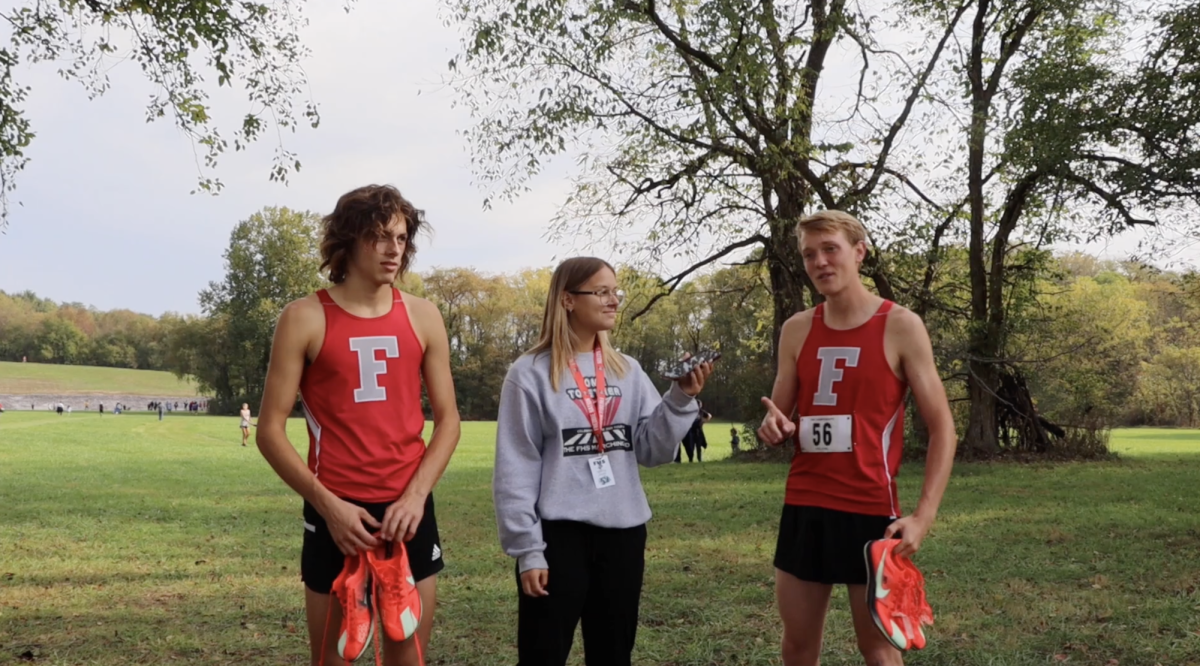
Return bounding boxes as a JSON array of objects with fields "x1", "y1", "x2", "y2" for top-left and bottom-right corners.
[
  {"x1": 0, "y1": 0, "x2": 319, "y2": 227},
  {"x1": 192, "y1": 206, "x2": 323, "y2": 408}
]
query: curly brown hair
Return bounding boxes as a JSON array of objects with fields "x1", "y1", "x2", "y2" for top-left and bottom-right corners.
[{"x1": 319, "y1": 185, "x2": 426, "y2": 283}]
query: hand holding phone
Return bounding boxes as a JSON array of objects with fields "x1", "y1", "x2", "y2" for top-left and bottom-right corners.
[{"x1": 662, "y1": 349, "x2": 721, "y2": 380}]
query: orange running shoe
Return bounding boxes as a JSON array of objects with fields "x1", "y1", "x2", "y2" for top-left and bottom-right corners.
[
  {"x1": 367, "y1": 541, "x2": 423, "y2": 643},
  {"x1": 864, "y1": 538, "x2": 934, "y2": 651},
  {"x1": 328, "y1": 551, "x2": 376, "y2": 662}
]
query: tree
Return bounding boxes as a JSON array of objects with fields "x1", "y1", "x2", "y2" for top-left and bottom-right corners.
[
  {"x1": 165, "y1": 311, "x2": 234, "y2": 402},
  {"x1": 614, "y1": 266, "x2": 693, "y2": 391},
  {"x1": 447, "y1": 0, "x2": 1200, "y2": 457},
  {"x1": 0, "y1": 0, "x2": 321, "y2": 225},
  {"x1": 187, "y1": 206, "x2": 323, "y2": 412},
  {"x1": 931, "y1": 0, "x2": 1200, "y2": 455},
  {"x1": 1019, "y1": 271, "x2": 1150, "y2": 429},
  {"x1": 420, "y1": 267, "x2": 549, "y2": 419},
  {"x1": 447, "y1": 0, "x2": 966, "y2": 345},
  {"x1": 693, "y1": 261, "x2": 775, "y2": 424},
  {"x1": 36, "y1": 315, "x2": 88, "y2": 363},
  {"x1": 1134, "y1": 346, "x2": 1200, "y2": 428}
]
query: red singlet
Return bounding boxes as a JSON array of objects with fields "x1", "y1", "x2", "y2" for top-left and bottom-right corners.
[
  {"x1": 785, "y1": 300, "x2": 908, "y2": 517},
  {"x1": 299, "y1": 288, "x2": 426, "y2": 503}
]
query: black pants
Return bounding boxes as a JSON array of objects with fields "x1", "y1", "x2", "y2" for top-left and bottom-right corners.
[
  {"x1": 675, "y1": 438, "x2": 701, "y2": 462},
  {"x1": 517, "y1": 520, "x2": 647, "y2": 666}
]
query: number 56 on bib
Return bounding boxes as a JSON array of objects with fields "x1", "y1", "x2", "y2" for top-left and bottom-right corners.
[{"x1": 798, "y1": 415, "x2": 854, "y2": 453}]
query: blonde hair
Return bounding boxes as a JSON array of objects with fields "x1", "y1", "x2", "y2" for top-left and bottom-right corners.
[
  {"x1": 794, "y1": 210, "x2": 868, "y2": 246},
  {"x1": 529, "y1": 257, "x2": 629, "y2": 391}
]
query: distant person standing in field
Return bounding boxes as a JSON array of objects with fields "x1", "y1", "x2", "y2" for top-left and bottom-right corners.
[
  {"x1": 240, "y1": 403, "x2": 254, "y2": 446},
  {"x1": 730, "y1": 426, "x2": 741, "y2": 453},
  {"x1": 675, "y1": 400, "x2": 712, "y2": 463},
  {"x1": 158, "y1": 402, "x2": 164, "y2": 421}
]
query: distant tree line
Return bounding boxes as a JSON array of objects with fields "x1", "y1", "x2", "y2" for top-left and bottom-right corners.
[
  {"x1": 3, "y1": 207, "x2": 1198, "y2": 448},
  {"x1": 0, "y1": 290, "x2": 174, "y2": 370}
]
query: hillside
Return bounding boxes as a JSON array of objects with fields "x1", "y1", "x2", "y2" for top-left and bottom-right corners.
[{"x1": 0, "y1": 362, "x2": 200, "y2": 397}]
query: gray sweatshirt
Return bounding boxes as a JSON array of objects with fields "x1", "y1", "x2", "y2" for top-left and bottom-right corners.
[{"x1": 494, "y1": 350, "x2": 699, "y2": 572}]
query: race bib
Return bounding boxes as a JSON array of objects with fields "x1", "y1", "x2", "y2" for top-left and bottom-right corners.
[
  {"x1": 589, "y1": 454, "x2": 616, "y2": 488},
  {"x1": 799, "y1": 415, "x2": 853, "y2": 453}
]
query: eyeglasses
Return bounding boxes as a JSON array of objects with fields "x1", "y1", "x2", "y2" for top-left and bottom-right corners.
[
  {"x1": 568, "y1": 288, "x2": 626, "y2": 305},
  {"x1": 373, "y1": 234, "x2": 408, "y2": 253}
]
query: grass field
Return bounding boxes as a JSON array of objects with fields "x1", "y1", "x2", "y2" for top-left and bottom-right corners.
[
  {"x1": 1, "y1": 414, "x2": 1197, "y2": 665},
  {"x1": 0, "y1": 362, "x2": 199, "y2": 397}
]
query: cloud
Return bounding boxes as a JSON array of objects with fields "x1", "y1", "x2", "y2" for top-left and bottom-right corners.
[
  {"x1": 0, "y1": 2, "x2": 578, "y2": 316},
  {"x1": 0, "y1": 2, "x2": 1194, "y2": 317}
]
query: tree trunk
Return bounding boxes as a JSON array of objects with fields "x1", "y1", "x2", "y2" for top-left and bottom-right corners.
[
  {"x1": 766, "y1": 186, "x2": 812, "y2": 356},
  {"x1": 964, "y1": 358, "x2": 999, "y2": 459},
  {"x1": 908, "y1": 394, "x2": 930, "y2": 455},
  {"x1": 766, "y1": 229, "x2": 808, "y2": 348},
  {"x1": 963, "y1": 0, "x2": 1001, "y2": 457}
]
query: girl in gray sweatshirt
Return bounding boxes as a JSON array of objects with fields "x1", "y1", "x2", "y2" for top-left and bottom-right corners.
[{"x1": 493, "y1": 257, "x2": 713, "y2": 666}]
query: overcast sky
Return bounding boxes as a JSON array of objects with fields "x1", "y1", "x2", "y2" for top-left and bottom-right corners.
[{"x1": 0, "y1": 3, "x2": 1195, "y2": 317}]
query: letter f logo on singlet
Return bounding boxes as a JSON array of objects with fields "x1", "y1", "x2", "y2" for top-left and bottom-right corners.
[
  {"x1": 350, "y1": 336, "x2": 399, "y2": 402},
  {"x1": 813, "y1": 347, "x2": 860, "y2": 406}
]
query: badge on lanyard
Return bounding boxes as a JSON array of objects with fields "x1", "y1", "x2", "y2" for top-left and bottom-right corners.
[
  {"x1": 588, "y1": 454, "x2": 616, "y2": 488},
  {"x1": 568, "y1": 340, "x2": 616, "y2": 488}
]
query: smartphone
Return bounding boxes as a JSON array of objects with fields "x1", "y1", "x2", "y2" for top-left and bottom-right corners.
[{"x1": 662, "y1": 349, "x2": 721, "y2": 380}]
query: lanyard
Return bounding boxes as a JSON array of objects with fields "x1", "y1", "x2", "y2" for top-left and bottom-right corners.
[{"x1": 567, "y1": 340, "x2": 608, "y2": 453}]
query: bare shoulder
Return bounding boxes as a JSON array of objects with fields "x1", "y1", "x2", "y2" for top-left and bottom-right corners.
[
  {"x1": 279, "y1": 294, "x2": 324, "y2": 330},
  {"x1": 778, "y1": 309, "x2": 816, "y2": 359},
  {"x1": 268, "y1": 294, "x2": 326, "y2": 364},
  {"x1": 780, "y1": 309, "x2": 816, "y2": 342},
  {"x1": 399, "y1": 291, "x2": 447, "y2": 349},
  {"x1": 884, "y1": 304, "x2": 929, "y2": 339},
  {"x1": 400, "y1": 291, "x2": 444, "y2": 324}
]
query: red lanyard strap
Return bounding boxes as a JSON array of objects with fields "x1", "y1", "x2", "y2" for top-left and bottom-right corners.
[{"x1": 567, "y1": 340, "x2": 608, "y2": 453}]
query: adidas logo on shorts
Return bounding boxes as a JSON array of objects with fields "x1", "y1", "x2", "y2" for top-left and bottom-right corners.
[{"x1": 431, "y1": 544, "x2": 442, "y2": 561}]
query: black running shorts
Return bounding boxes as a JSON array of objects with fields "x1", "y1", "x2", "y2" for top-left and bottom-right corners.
[
  {"x1": 301, "y1": 494, "x2": 445, "y2": 594},
  {"x1": 773, "y1": 504, "x2": 895, "y2": 585}
]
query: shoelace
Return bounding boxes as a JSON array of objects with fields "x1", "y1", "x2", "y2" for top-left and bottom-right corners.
[
  {"x1": 371, "y1": 548, "x2": 425, "y2": 666},
  {"x1": 319, "y1": 552, "x2": 380, "y2": 666},
  {"x1": 888, "y1": 559, "x2": 933, "y2": 627},
  {"x1": 366, "y1": 589, "x2": 425, "y2": 666},
  {"x1": 316, "y1": 551, "x2": 426, "y2": 666}
]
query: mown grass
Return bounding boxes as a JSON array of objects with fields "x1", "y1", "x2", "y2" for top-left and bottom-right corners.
[
  {"x1": 0, "y1": 414, "x2": 1197, "y2": 665},
  {"x1": 0, "y1": 362, "x2": 199, "y2": 397}
]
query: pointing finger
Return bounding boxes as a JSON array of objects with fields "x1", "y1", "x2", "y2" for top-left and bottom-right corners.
[{"x1": 761, "y1": 396, "x2": 783, "y2": 416}]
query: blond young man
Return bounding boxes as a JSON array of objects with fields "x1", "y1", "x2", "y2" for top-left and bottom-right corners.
[{"x1": 758, "y1": 210, "x2": 957, "y2": 666}]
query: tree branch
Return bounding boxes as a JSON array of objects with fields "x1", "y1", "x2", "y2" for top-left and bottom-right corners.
[
  {"x1": 548, "y1": 53, "x2": 745, "y2": 161},
  {"x1": 761, "y1": 0, "x2": 793, "y2": 114},
  {"x1": 884, "y1": 167, "x2": 947, "y2": 212},
  {"x1": 988, "y1": 169, "x2": 1045, "y2": 327},
  {"x1": 637, "y1": 0, "x2": 725, "y2": 74},
  {"x1": 793, "y1": 0, "x2": 845, "y2": 143},
  {"x1": 797, "y1": 163, "x2": 837, "y2": 209},
  {"x1": 985, "y1": 5, "x2": 1042, "y2": 101},
  {"x1": 628, "y1": 234, "x2": 768, "y2": 319},
  {"x1": 1060, "y1": 171, "x2": 1156, "y2": 227},
  {"x1": 841, "y1": 0, "x2": 970, "y2": 205},
  {"x1": 920, "y1": 200, "x2": 968, "y2": 303}
]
